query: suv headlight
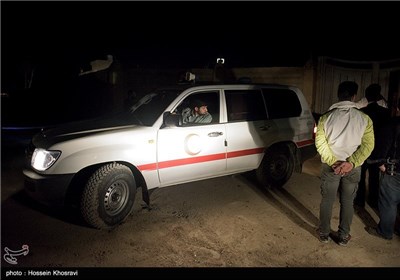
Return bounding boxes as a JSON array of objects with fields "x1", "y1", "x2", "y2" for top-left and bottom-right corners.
[{"x1": 31, "y1": 148, "x2": 61, "y2": 171}]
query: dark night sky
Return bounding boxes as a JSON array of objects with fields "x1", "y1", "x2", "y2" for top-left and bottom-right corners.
[
  {"x1": 1, "y1": 1, "x2": 399, "y2": 126},
  {"x1": 3, "y1": 1, "x2": 400, "y2": 65},
  {"x1": 1, "y1": 1, "x2": 400, "y2": 92}
]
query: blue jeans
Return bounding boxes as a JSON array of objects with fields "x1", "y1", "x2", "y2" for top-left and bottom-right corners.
[
  {"x1": 377, "y1": 173, "x2": 400, "y2": 239},
  {"x1": 319, "y1": 163, "x2": 361, "y2": 238}
]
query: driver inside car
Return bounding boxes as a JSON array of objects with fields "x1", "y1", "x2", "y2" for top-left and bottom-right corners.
[{"x1": 182, "y1": 99, "x2": 212, "y2": 124}]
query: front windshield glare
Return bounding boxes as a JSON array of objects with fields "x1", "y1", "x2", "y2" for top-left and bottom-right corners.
[{"x1": 129, "y1": 89, "x2": 181, "y2": 126}]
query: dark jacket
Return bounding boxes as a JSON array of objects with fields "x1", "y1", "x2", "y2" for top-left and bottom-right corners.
[
  {"x1": 361, "y1": 102, "x2": 391, "y2": 134},
  {"x1": 370, "y1": 116, "x2": 400, "y2": 172}
]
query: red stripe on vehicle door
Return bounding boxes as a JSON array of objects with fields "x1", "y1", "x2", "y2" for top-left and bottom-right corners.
[
  {"x1": 227, "y1": 147, "x2": 265, "y2": 158},
  {"x1": 296, "y1": 139, "x2": 314, "y2": 147},
  {"x1": 138, "y1": 147, "x2": 265, "y2": 171},
  {"x1": 158, "y1": 153, "x2": 226, "y2": 169}
]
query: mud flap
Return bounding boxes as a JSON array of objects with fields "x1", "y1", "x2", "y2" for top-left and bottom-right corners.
[{"x1": 141, "y1": 184, "x2": 150, "y2": 208}]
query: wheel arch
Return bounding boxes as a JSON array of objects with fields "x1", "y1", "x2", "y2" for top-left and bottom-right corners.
[
  {"x1": 256, "y1": 140, "x2": 299, "y2": 189},
  {"x1": 263, "y1": 141, "x2": 301, "y2": 172},
  {"x1": 65, "y1": 161, "x2": 149, "y2": 208}
]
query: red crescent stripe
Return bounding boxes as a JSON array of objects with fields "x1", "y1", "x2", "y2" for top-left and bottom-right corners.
[
  {"x1": 137, "y1": 163, "x2": 157, "y2": 171},
  {"x1": 227, "y1": 147, "x2": 265, "y2": 158},
  {"x1": 296, "y1": 139, "x2": 315, "y2": 147},
  {"x1": 158, "y1": 153, "x2": 226, "y2": 169},
  {"x1": 137, "y1": 140, "x2": 313, "y2": 171}
]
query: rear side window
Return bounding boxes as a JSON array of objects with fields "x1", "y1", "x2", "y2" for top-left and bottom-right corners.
[
  {"x1": 225, "y1": 90, "x2": 267, "y2": 122},
  {"x1": 262, "y1": 88, "x2": 301, "y2": 119}
]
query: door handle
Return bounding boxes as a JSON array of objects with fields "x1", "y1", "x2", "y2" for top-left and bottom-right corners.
[{"x1": 208, "y1": 132, "x2": 223, "y2": 137}]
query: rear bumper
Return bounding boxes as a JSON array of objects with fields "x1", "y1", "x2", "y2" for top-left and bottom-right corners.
[
  {"x1": 299, "y1": 144, "x2": 317, "y2": 163},
  {"x1": 23, "y1": 169, "x2": 74, "y2": 207}
]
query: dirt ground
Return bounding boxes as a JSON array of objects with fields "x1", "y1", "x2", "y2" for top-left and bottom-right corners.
[{"x1": 1, "y1": 147, "x2": 400, "y2": 270}]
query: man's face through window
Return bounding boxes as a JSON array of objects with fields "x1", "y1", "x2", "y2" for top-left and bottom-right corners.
[{"x1": 196, "y1": 105, "x2": 208, "y2": 115}]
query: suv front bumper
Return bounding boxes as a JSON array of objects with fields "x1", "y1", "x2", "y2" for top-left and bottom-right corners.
[{"x1": 23, "y1": 169, "x2": 74, "y2": 207}]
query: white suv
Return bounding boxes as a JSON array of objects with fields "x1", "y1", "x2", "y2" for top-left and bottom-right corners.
[{"x1": 24, "y1": 82, "x2": 316, "y2": 229}]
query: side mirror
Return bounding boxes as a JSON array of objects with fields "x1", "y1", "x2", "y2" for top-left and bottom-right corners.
[{"x1": 163, "y1": 112, "x2": 182, "y2": 127}]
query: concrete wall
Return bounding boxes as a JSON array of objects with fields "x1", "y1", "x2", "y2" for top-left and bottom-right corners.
[
  {"x1": 314, "y1": 57, "x2": 400, "y2": 114},
  {"x1": 93, "y1": 57, "x2": 400, "y2": 116},
  {"x1": 108, "y1": 64, "x2": 186, "y2": 112},
  {"x1": 192, "y1": 65, "x2": 314, "y2": 106},
  {"x1": 103, "y1": 64, "x2": 316, "y2": 113}
]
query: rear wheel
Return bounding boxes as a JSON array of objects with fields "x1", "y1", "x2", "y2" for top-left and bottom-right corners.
[
  {"x1": 81, "y1": 163, "x2": 136, "y2": 229},
  {"x1": 256, "y1": 145, "x2": 294, "y2": 188}
]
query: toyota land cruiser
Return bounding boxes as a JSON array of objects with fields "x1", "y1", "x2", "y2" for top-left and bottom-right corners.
[{"x1": 24, "y1": 82, "x2": 316, "y2": 229}]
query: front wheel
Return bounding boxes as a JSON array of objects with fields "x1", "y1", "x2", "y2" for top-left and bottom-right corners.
[
  {"x1": 256, "y1": 145, "x2": 294, "y2": 189},
  {"x1": 81, "y1": 163, "x2": 136, "y2": 229}
]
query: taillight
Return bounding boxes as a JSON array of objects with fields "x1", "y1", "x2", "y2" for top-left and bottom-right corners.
[{"x1": 313, "y1": 123, "x2": 317, "y2": 139}]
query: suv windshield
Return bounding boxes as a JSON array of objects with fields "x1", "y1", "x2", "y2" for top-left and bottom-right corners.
[{"x1": 128, "y1": 88, "x2": 182, "y2": 126}]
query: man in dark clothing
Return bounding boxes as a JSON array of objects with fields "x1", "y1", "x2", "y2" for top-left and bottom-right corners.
[
  {"x1": 365, "y1": 98, "x2": 400, "y2": 240},
  {"x1": 355, "y1": 84, "x2": 391, "y2": 208}
]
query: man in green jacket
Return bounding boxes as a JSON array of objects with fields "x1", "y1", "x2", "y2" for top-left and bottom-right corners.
[{"x1": 315, "y1": 81, "x2": 374, "y2": 246}]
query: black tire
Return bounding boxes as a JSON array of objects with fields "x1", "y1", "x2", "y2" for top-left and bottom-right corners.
[
  {"x1": 256, "y1": 145, "x2": 294, "y2": 189},
  {"x1": 81, "y1": 163, "x2": 136, "y2": 229}
]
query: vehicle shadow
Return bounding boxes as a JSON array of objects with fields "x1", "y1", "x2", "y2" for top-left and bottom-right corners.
[
  {"x1": 240, "y1": 172, "x2": 320, "y2": 239},
  {"x1": 354, "y1": 205, "x2": 378, "y2": 228},
  {"x1": 10, "y1": 190, "x2": 88, "y2": 228},
  {"x1": 1, "y1": 140, "x2": 90, "y2": 229}
]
